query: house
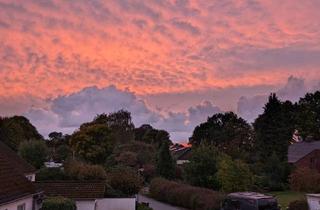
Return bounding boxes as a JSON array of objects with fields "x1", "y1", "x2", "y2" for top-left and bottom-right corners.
[
  {"x1": 0, "y1": 149, "x2": 42, "y2": 210},
  {"x1": 0, "y1": 142, "x2": 37, "y2": 181},
  {"x1": 170, "y1": 143, "x2": 192, "y2": 165},
  {"x1": 288, "y1": 141, "x2": 320, "y2": 171},
  {"x1": 35, "y1": 181, "x2": 136, "y2": 210}
]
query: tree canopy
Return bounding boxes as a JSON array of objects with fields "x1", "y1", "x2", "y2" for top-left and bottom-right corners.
[{"x1": 18, "y1": 140, "x2": 49, "y2": 169}]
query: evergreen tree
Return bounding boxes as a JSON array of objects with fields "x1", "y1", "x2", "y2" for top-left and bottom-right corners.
[
  {"x1": 156, "y1": 141, "x2": 175, "y2": 179},
  {"x1": 254, "y1": 94, "x2": 296, "y2": 161}
]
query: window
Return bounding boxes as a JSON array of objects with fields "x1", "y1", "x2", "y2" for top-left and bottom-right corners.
[{"x1": 17, "y1": 203, "x2": 26, "y2": 210}]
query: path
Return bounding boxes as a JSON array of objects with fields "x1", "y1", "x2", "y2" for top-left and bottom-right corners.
[{"x1": 138, "y1": 194, "x2": 189, "y2": 210}]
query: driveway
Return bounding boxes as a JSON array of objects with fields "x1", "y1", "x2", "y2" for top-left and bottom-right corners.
[{"x1": 138, "y1": 194, "x2": 188, "y2": 210}]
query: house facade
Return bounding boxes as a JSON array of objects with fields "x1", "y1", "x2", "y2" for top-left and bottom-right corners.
[{"x1": 288, "y1": 141, "x2": 320, "y2": 171}]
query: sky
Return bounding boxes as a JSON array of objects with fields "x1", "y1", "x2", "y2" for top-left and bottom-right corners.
[{"x1": 0, "y1": 0, "x2": 320, "y2": 142}]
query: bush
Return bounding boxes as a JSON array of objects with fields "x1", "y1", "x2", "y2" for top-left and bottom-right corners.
[
  {"x1": 137, "y1": 203, "x2": 153, "y2": 210},
  {"x1": 287, "y1": 200, "x2": 308, "y2": 210},
  {"x1": 64, "y1": 160, "x2": 107, "y2": 180},
  {"x1": 18, "y1": 140, "x2": 48, "y2": 169},
  {"x1": 106, "y1": 166, "x2": 143, "y2": 196},
  {"x1": 150, "y1": 178, "x2": 225, "y2": 210},
  {"x1": 36, "y1": 168, "x2": 70, "y2": 181},
  {"x1": 41, "y1": 196, "x2": 76, "y2": 210},
  {"x1": 290, "y1": 167, "x2": 320, "y2": 192}
]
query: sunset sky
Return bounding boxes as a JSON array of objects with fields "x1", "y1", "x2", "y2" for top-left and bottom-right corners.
[{"x1": 1, "y1": 0, "x2": 320, "y2": 141}]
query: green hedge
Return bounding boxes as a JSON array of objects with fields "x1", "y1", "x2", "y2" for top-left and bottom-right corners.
[
  {"x1": 150, "y1": 178, "x2": 225, "y2": 210},
  {"x1": 41, "y1": 197, "x2": 76, "y2": 210}
]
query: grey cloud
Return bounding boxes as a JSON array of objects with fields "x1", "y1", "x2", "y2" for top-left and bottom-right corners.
[{"x1": 171, "y1": 19, "x2": 200, "y2": 35}]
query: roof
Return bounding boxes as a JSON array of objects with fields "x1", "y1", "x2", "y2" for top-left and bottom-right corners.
[
  {"x1": 35, "y1": 181, "x2": 105, "y2": 199},
  {"x1": 0, "y1": 151, "x2": 37, "y2": 204},
  {"x1": 228, "y1": 192, "x2": 274, "y2": 200},
  {"x1": 288, "y1": 141, "x2": 320, "y2": 163},
  {"x1": 172, "y1": 146, "x2": 192, "y2": 161},
  {"x1": 0, "y1": 141, "x2": 36, "y2": 174}
]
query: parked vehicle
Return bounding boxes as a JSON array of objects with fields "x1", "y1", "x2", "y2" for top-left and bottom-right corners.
[{"x1": 221, "y1": 192, "x2": 280, "y2": 210}]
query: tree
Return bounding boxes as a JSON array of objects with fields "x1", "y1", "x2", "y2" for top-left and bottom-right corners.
[
  {"x1": 70, "y1": 124, "x2": 115, "y2": 164},
  {"x1": 36, "y1": 168, "x2": 70, "y2": 181},
  {"x1": 190, "y1": 112, "x2": 254, "y2": 159},
  {"x1": 296, "y1": 91, "x2": 320, "y2": 140},
  {"x1": 254, "y1": 94, "x2": 296, "y2": 161},
  {"x1": 184, "y1": 145, "x2": 220, "y2": 190},
  {"x1": 55, "y1": 144, "x2": 72, "y2": 162},
  {"x1": 106, "y1": 166, "x2": 143, "y2": 196},
  {"x1": 18, "y1": 140, "x2": 48, "y2": 169},
  {"x1": 64, "y1": 160, "x2": 107, "y2": 180},
  {"x1": 217, "y1": 155, "x2": 253, "y2": 192},
  {"x1": 134, "y1": 124, "x2": 172, "y2": 147},
  {"x1": 0, "y1": 116, "x2": 43, "y2": 150},
  {"x1": 42, "y1": 197, "x2": 76, "y2": 210},
  {"x1": 156, "y1": 140, "x2": 175, "y2": 179}
]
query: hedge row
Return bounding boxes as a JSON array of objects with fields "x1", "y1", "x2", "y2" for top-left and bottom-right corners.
[{"x1": 149, "y1": 178, "x2": 225, "y2": 210}]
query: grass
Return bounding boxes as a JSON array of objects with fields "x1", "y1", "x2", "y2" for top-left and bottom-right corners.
[{"x1": 269, "y1": 191, "x2": 306, "y2": 210}]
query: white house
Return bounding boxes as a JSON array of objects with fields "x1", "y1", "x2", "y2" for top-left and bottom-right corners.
[{"x1": 0, "y1": 144, "x2": 42, "y2": 210}]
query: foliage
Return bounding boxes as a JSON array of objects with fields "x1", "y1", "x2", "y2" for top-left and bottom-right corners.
[
  {"x1": 190, "y1": 112, "x2": 254, "y2": 160},
  {"x1": 106, "y1": 166, "x2": 143, "y2": 196},
  {"x1": 136, "y1": 203, "x2": 153, "y2": 210},
  {"x1": 217, "y1": 155, "x2": 254, "y2": 192},
  {"x1": 70, "y1": 124, "x2": 115, "y2": 164},
  {"x1": 64, "y1": 160, "x2": 107, "y2": 180},
  {"x1": 270, "y1": 191, "x2": 307, "y2": 210},
  {"x1": 36, "y1": 167, "x2": 70, "y2": 181},
  {"x1": 141, "y1": 164, "x2": 156, "y2": 183},
  {"x1": 150, "y1": 178, "x2": 225, "y2": 210},
  {"x1": 290, "y1": 167, "x2": 320, "y2": 192},
  {"x1": 296, "y1": 91, "x2": 320, "y2": 140},
  {"x1": 254, "y1": 94, "x2": 296, "y2": 161},
  {"x1": 54, "y1": 144, "x2": 72, "y2": 162},
  {"x1": 184, "y1": 145, "x2": 220, "y2": 190},
  {"x1": 287, "y1": 200, "x2": 309, "y2": 210},
  {"x1": 134, "y1": 124, "x2": 172, "y2": 147},
  {"x1": 41, "y1": 196, "x2": 76, "y2": 210},
  {"x1": 18, "y1": 140, "x2": 48, "y2": 169},
  {"x1": 156, "y1": 140, "x2": 175, "y2": 179},
  {"x1": 88, "y1": 110, "x2": 135, "y2": 144},
  {"x1": 0, "y1": 116, "x2": 43, "y2": 150}
]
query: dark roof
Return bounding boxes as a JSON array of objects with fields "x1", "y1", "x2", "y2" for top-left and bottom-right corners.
[
  {"x1": 0, "y1": 151, "x2": 37, "y2": 204},
  {"x1": 288, "y1": 141, "x2": 320, "y2": 163},
  {"x1": 0, "y1": 141, "x2": 36, "y2": 174},
  {"x1": 172, "y1": 147, "x2": 192, "y2": 161},
  {"x1": 228, "y1": 192, "x2": 274, "y2": 200},
  {"x1": 35, "y1": 181, "x2": 105, "y2": 199}
]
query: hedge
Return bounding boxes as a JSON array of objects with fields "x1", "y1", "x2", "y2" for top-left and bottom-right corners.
[
  {"x1": 41, "y1": 196, "x2": 76, "y2": 210},
  {"x1": 287, "y1": 200, "x2": 309, "y2": 210},
  {"x1": 149, "y1": 178, "x2": 225, "y2": 210}
]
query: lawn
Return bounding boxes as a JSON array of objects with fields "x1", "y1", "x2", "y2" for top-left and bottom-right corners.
[{"x1": 269, "y1": 191, "x2": 306, "y2": 210}]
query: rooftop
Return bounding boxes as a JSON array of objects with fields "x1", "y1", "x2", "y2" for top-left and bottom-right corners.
[
  {"x1": 288, "y1": 141, "x2": 320, "y2": 163},
  {"x1": 0, "y1": 150, "x2": 37, "y2": 204},
  {"x1": 35, "y1": 181, "x2": 105, "y2": 200},
  {"x1": 0, "y1": 141, "x2": 36, "y2": 174}
]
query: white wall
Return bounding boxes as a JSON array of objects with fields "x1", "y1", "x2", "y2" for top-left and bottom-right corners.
[
  {"x1": 76, "y1": 200, "x2": 96, "y2": 210},
  {"x1": 0, "y1": 196, "x2": 33, "y2": 210},
  {"x1": 307, "y1": 194, "x2": 320, "y2": 210},
  {"x1": 96, "y1": 198, "x2": 136, "y2": 210}
]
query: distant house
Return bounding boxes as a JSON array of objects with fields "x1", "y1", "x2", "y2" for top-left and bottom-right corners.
[
  {"x1": 0, "y1": 141, "x2": 37, "y2": 181},
  {"x1": 288, "y1": 141, "x2": 320, "y2": 172},
  {"x1": 170, "y1": 143, "x2": 192, "y2": 165},
  {"x1": 35, "y1": 181, "x2": 136, "y2": 210},
  {"x1": 0, "y1": 147, "x2": 42, "y2": 210}
]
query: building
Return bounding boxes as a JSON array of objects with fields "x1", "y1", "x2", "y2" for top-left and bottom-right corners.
[
  {"x1": 35, "y1": 181, "x2": 136, "y2": 210},
  {"x1": 0, "y1": 147, "x2": 42, "y2": 210},
  {"x1": 0, "y1": 142, "x2": 37, "y2": 181},
  {"x1": 288, "y1": 141, "x2": 320, "y2": 171},
  {"x1": 170, "y1": 143, "x2": 192, "y2": 165}
]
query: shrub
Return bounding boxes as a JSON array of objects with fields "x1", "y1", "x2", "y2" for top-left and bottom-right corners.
[
  {"x1": 150, "y1": 178, "x2": 225, "y2": 210},
  {"x1": 107, "y1": 166, "x2": 143, "y2": 196},
  {"x1": 287, "y1": 200, "x2": 309, "y2": 210},
  {"x1": 36, "y1": 168, "x2": 69, "y2": 181},
  {"x1": 290, "y1": 167, "x2": 320, "y2": 192},
  {"x1": 64, "y1": 160, "x2": 107, "y2": 180},
  {"x1": 41, "y1": 196, "x2": 76, "y2": 210},
  {"x1": 136, "y1": 203, "x2": 154, "y2": 210}
]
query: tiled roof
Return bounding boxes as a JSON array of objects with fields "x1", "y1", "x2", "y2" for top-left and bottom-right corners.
[
  {"x1": 35, "y1": 181, "x2": 105, "y2": 199},
  {"x1": 0, "y1": 151, "x2": 37, "y2": 204},
  {"x1": 172, "y1": 147, "x2": 192, "y2": 161},
  {"x1": 0, "y1": 141, "x2": 36, "y2": 174},
  {"x1": 288, "y1": 141, "x2": 320, "y2": 163}
]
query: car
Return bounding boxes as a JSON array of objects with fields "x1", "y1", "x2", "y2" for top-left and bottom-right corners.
[{"x1": 221, "y1": 192, "x2": 280, "y2": 210}]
